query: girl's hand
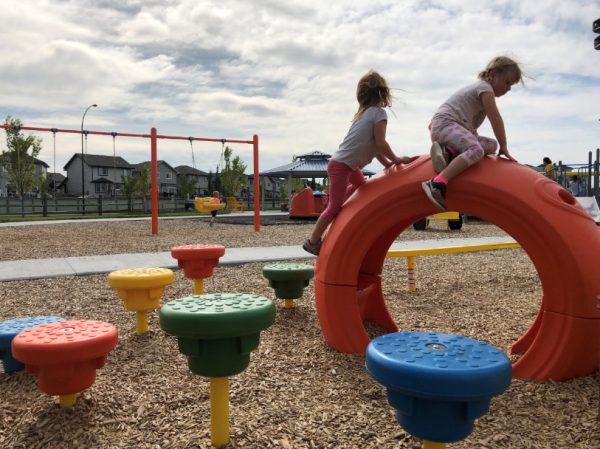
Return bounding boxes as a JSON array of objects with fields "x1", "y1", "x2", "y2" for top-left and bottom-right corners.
[
  {"x1": 498, "y1": 147, "x2": 517, "y2": 162},
  {"x1": 395, "y1": 155, "x2": 419, "y2": 164}
]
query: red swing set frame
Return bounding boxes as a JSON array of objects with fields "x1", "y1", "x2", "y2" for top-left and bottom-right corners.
[{"x1": 0, "y1": 124, "x2": 261, "y2": 233}]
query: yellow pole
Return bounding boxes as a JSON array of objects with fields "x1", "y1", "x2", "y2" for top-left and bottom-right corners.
[
  {"x1": 423, "y1": 441, "x2": 446, "y2": 449},
  {"x1": 283, "y1": 299, "x2": 295, "y2": 308},
  {"x1": 136, "y1": 311, "x2": 148, "y2": 334},
  {"x1": 210, "y1": 377, "x2": 229, "y2": 448},
  {"x1": 407, "y1": 256, "x2": 417, "y2": 292},
  {"x1": 194, "y1": 278, "x2": 204, "y2": 295},
  {"x1": 59, "y1": 393, "x2": 78, "y2": 408}
]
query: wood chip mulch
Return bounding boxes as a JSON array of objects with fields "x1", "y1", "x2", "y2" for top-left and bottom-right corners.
[{"x1": 0, "y1": 219, "x2": 598, "y2": 448}]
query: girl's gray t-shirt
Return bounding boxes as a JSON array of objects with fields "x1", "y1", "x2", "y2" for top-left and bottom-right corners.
[
  {"x1": 432, "y1": 80, "x2": 494, "y2": 132},
  {"x1": 332, "y1": 106, "x2": 387, "y2": 169}
]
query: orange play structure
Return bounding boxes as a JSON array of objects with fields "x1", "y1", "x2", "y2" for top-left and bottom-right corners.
[
  {"x1": 289, "y1": 187, "x2": 328, "y2": 218},
  {"x1": 315, "y1": 155, "x2": 600, "y2": 381}
]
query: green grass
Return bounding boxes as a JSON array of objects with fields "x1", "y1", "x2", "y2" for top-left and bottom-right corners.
[{"x1": 0, "y1": 210, "x2": 227, "y2": 223}]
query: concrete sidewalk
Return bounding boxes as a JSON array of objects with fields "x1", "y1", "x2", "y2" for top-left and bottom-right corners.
[{"x1": 0, "y1": 236, "x2": 517, "y2": 282}]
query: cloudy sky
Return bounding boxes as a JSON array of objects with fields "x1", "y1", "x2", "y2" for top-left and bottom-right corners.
[{"x1": 1, "y1": 0, "x2": 598, "y2": 176}]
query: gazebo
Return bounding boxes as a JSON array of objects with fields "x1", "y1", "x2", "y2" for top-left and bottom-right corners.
[{"x1": 260, "y1": 151, "x2": 374, "y2": 205}]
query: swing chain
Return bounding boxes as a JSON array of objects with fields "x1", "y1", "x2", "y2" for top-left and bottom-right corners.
[{"x1": 189, "y1": 137, "x2": 197, "y2": 169}]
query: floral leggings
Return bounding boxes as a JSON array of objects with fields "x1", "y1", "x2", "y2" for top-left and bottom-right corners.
[{"x1": 430, "y1": 117, "x2": 497, "y2": 166}]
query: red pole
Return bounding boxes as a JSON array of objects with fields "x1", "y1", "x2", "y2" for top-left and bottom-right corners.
[
  {"x1": 252, "y1": 134, "x2": 260, "y2": 232},
  {"x1": 151, "y1": 128, "x2": 158, "y2": 235}
]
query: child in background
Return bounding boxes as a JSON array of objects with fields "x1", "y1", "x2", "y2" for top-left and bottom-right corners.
[
  {"x1": 423, "y1": 56, "x2": 523, "y2": 211},
  {"x1": 209, "y1": 190, "x2": 220, "y2": 227},
  {"x1": 302, "y1": 70, "x2": 417, "y2": 256},
  {"x1": 569, "y1": 175, "x2": 581, "y2": 197},
  {"x1": 543, "y1": 157, "x2": 557, "y2": 181}
]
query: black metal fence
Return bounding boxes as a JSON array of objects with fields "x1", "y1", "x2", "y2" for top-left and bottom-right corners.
[
  {"x1": 0, "y1": 196, "x2": 189, "y2": 216},
  {"x1": 0, "y1": 195, "x2": 283, "y2": 216}
]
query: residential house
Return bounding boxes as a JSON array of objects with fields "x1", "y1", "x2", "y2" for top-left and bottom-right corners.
[
  {"x1": 174, "y1": 165, "x2": 210, "y2": 197},
  {"x1": 63, "y1": 154, "x2": 134, "y2": 197},
  {"x1": 0, "y1": 157, "x2": 49, "y2": 197},
  {"x1": 34, "y1": 158, "x2": 50, "y2": 177},
  {"x1": 132, "y1": 160, "x2": 179, "y2": 197},
  {"x1": 47, "y1": 172, "x2": 67, "y2": 195},
  {"x1": 246, "y1": 174, "x2": 284, "y2": 202}
]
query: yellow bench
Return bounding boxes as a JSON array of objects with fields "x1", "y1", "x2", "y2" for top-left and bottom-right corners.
[
  {"x1": 385, "y1": 239, "x2": 520, "y2": 291},
  {"x1": 413, "y1": 211, "x2": 463, "y2": 231}
]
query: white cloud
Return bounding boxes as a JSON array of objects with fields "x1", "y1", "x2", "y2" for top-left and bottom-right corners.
[{"x1": 0, "y1": 0, "x2": 598, "y2": 176}]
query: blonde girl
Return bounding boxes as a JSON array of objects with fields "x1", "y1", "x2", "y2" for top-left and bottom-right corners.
[{"x1": 423, "y1": 56, "x2": 524, "y2": 211}]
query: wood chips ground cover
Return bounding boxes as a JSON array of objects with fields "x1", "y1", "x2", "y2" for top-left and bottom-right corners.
[{"x1": 0, "y1": 217, "x2": 598, "y2": 448}]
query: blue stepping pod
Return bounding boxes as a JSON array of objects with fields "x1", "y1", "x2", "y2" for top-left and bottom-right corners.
[
  {"x1": 366, "y1": 331, "x2": 512, "y2": 443},
  {"x1": 0, "y1": 316, "x2": 65, "y2": 374}
]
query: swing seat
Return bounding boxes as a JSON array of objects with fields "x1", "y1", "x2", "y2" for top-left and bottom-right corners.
[
  {"x1": 194, "y1": 197, "x2": 226, "y2": 213},
  {"x1": 226, "y1": 197, "x2": 245, "y2": 212}
]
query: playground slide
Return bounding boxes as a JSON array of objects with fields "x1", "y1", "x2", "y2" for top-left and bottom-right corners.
[
  {"x1": 314, "y1": 155, "x2": 600, "y2": 381},
  {"x1": 576, "y1": 196, "x2": 600, "y2": 223}
]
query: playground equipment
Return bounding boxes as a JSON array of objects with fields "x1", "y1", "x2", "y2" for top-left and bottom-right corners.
[
  {"x1": 159, "y1": 293, "x2": 275, "y2": 448},
  {"x1": 366, "y1": 331, "x2": 511, "y2": 447},
  {"x1": 386, "y1": 238, "x2": 520, "y2": 292},
  {"x1": 262, "y1": 263, "x2": 314, "y2": 308},
  {"x1": 289, "y1": 187, "x2": 328, "y2": 218},
  {"x1": 11, "y1": 320, "x2": 118, "y2": 408},
  {"x1": 171, "y1": 244, "x2": 226, "y2": 294},
  {"x1": 226, "y1": 197, "x2": 245, "y2": 211},
  {"x1": 575, "y1": 196, "x2": 600, "y2": 223},
  {"x1": 0, "y1": 123, "x2": 261, "y2": 233},
  {"x1": 315, "y1": 156, "x2": 600, "y2": 381},
  {"x1": 0, "y1": 316, "x2": 64, "y2": 373},
  {"x1": 194, "y1": 197, "x2": 226, "y2": 214},
  {"x1": 108, "y1": 267, "x2": 175, "y2": 334},
  {"x1": 413, "y1": 211, "x2": 463, "y2": 231}
]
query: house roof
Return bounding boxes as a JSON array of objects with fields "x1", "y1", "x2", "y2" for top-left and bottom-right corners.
[
  {"x1": 34, "y1": 157, "x2": 49, "y2": 168},
  {"x1": 175, "y1": 165, "x2": 208, "y2": 176},
  {"x1": 63, "y1": 153, "x2": 134, "y2": 170},
  {"x1": 47, "y1": 172, "x2": 66, "y2": 182},
  {"x1": 133, "y1": 160, "x2": 177, "y2": 172},
  {"x1": 260, "y1": 150, "x2": 374, "y2": 178}
]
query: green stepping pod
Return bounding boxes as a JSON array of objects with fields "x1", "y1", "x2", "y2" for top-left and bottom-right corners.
[
  {"x1": 262, "y1": 263, "x2": 314, "y2": 299},
  {"x1": 159, "y1": 293, "x2": 276, "y2": 377}
]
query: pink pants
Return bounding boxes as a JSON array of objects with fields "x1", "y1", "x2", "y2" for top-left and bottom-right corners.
[
  {"x1": 319, "y1": 159, "x2": 365, "y2": 225},
  {"x1": 430, "y1": 117, "x2": 497, "y2": 166}
]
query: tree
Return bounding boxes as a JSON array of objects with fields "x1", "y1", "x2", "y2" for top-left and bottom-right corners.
[
  {"x1": 281, "y1": 178, "x2": 305, "y2": 200},
  {"x1": 37, "y1": 173, "x2": 52, "y2": 217},
  {"x1": 221, "y1": 146, "x2": 247, "y2": 197},
  {"x1": 177, "y1": 174, "x2": 197, "y2": 199},
  {"x1": 0, "y1": 116, "x2": 42, "y2": 217},
  {"x1": 209, "y1": 167, "x2": 222, "y2": 195},
  {"x1": 207, "y1": 169, "x2": 214, "y2": 193},
  {"x1": 136, "y1": 163, "x2": 151, "y2": 212},
  {"x1": 122, "y1": 175, "x2": 138, "y2": 212}
]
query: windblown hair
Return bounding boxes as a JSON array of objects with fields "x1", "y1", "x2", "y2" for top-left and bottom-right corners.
[
  {"x1": 478, "y1": 56, "x2": 524, "y2": 85},
  {"x1": 353, "y1": 70, "x2": 392, "y2": 122}
]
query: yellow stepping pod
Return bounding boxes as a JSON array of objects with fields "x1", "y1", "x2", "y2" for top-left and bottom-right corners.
[{"x1": 108, "y1": 267, "x2": 175, "y2": 334}]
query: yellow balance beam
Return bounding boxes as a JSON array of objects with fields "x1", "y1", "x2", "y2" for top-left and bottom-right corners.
[
  {"x1": 386, "y1": 240, "x2": 521, "y2": 291},
  {"x1": 427, "y1": 211, "x2": 460, "y2": 221}
]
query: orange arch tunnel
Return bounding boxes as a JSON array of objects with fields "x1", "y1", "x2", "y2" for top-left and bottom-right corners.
[{"x1": 314, "y1": 156, "x2": 600, "y2": 381}]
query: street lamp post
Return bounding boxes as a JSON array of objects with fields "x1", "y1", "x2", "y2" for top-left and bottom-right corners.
[{"x1": 81, "y1": 104, "x2": 97, "y2": 214}]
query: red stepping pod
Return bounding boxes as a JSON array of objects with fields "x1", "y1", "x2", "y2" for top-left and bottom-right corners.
[
  {"x1": 11, "y1": 320, "x2": 118, "y2": 397},
  {"x1": 171, "y1": 244, "x2": 226, "y2": 294}
]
